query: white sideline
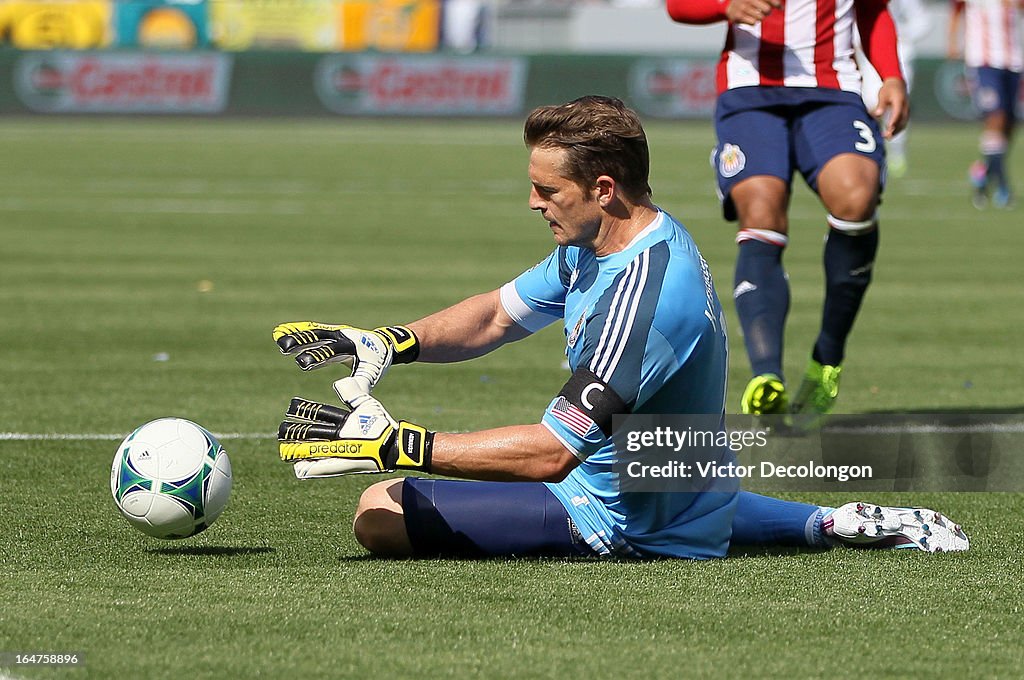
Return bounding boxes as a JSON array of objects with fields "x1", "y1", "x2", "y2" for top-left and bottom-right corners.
[
  {"x1": 0, "y1": 433, "x2": 273, "y2": 441},
  {"x1": 822, "y1": 423, "x2": 1024, "y2": 434}
]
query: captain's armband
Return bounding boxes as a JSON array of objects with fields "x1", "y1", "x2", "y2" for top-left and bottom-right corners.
[{"x1": 555, "y1": 368, "x2": 629, "y2": 437}]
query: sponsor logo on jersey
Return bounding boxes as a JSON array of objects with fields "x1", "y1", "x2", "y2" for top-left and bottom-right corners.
[
  {"x1": 719, "y1": 143, "x2": 746, "y2": 178},
  {"x1": 699, "y1": 255, "x2": 719, "y2": 333},
  {"x1": 567, "y1": 309, "x2": 586, "y2": 349}
]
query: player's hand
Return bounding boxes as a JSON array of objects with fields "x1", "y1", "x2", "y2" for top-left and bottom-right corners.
[
  {"x1": 272, "y1": 322, "x2": 419, "y2": 394},
  {"x1": 277, "y1": 380, "x2": 433, "y2": 479},
  {"x1": 874, "y1": 77, "x2": 909, "y2": 139},
  {"x1": 726, "y1": 0, "x2": 782, "y2": 25}
]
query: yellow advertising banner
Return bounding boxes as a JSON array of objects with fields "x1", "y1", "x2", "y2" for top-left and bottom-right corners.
[
  {"x1": 338, "y1": 0, "x2": 440, "y2": 53},
  {"x1": 0, "y1": 0, "x2": 113, "y2": 49},
  {"x1": 208, "y1": 0, "x2": 337, "y2": 52}
]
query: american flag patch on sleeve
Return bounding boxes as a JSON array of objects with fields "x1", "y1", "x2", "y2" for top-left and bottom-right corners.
[{"x1": 550, "y1": 396, "x2": 596, "y2": 438}]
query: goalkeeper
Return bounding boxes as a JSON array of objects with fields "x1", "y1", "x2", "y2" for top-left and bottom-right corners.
[{"x1": 274, "y1": 96, "x2": 968, "y2": 558}]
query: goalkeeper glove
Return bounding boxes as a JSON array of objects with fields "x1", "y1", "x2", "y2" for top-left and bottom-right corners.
[
  {"x1": 278, "y1": 383, "x2": 433, "y2": 480},
  {"x1": 272, "y1": 322, "x2": 419, "y2": 394}
]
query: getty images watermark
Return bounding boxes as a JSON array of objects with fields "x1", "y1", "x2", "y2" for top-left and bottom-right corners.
[
  {"x1": 624, "y1": 425, "x2": 873, "y2": 483},
  {"x1": 612, "y1": 413, "x2": 1024, "y2": 493}
]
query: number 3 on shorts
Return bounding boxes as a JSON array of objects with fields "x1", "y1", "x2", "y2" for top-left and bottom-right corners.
[{"x1": 853, "y1": 120, "x2": 876, "y2": 153}]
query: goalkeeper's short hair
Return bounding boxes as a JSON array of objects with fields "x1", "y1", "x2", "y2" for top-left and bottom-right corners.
[{"x1": 523, "y1": 95, "x2": 652, "y2": 202}]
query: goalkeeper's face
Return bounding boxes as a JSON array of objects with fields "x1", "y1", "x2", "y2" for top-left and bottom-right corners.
[{"x1": 528, "y1": 146, "x2": 604, "y2": 249}]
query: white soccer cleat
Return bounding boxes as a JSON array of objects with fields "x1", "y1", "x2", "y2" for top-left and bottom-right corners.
[{"x1": 825, "y1": 502, "x2": 970, "y2": 553}]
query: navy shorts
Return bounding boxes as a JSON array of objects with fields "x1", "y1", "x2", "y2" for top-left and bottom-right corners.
[
  {"x1": 712, "y1": 87, "x2": 886, "y2": 221},
  {"x1": 967, "y1": 66, "x2": 1021, "y2": 120},
  {"x1": 401, "y1": 477, "x2": 592, "y2": 558}
]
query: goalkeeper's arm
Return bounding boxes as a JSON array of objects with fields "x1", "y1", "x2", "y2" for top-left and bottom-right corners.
[
  {"x1": 429, "y1": 425, "x2": 579, "y2": 482},
  {"x1": 275, "y1": 288, "x2": 532, "y2": 380},
  {"x1": 406, "y1": 289, "x2": 532, "y2": 363},
  {"x1": 279, "y1": 388, "x2": 579, "y2": 482}
]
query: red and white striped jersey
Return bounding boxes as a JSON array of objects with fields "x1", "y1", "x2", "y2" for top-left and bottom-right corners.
[
  {"x1": 717, "y1": 0, "x2": 863, "y2": 93},
  {"x1": 960, "y1": 0, "x2": 1023, "y2": 72}
]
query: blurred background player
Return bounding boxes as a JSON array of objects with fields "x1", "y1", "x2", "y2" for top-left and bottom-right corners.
[
  {"x1": 948, "y1": 0, "x2": 1023, "y2": 209},
  {"x1": 272, "y1": 96, "x2": 967, "y2": 558},
  {"x1": 666, "y1": 0, "x2": 908, "y2": 421},
  {"x1": 857, "y1": 0, "x2": 932, "y2": 177}
]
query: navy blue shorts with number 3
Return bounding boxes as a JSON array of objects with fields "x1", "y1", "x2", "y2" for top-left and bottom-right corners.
[{"x1": 712, "y1": 87, "x2": 886, "y2": 221}]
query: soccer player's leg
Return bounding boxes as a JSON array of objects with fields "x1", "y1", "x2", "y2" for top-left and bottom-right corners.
[
  {"x1": 714, "y1": 105, "x2": 793, "y2": 415},
  {"x1": 730, "y1": 491, "x2": 830, "y2": 548},
  {"x1": 990, "y1": 68, "x2": 1019, "y2": 207},
  {"x1": 968, "y1": 67, "x2": 1018, "y2": 208},
  {"x1": 352, "y1": 479, "x2": 415, "y2": 556},
  {"x1": 353, "y1": 477, "x2": 592, "y2": 558},
  {"x1": 792, "y1": 100, "x2": 883, "y2": 422},
  {"x1": 730, "y1": 492, "x2": 970, "y2": 553}
]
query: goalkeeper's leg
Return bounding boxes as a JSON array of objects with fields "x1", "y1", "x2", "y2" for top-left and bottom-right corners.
[
  {"x1": 353, "y1": 478, "x2": 591, "y2": 558},
  {"x1": 352, "y1": 479, "x2": 414, "y2": 557}
]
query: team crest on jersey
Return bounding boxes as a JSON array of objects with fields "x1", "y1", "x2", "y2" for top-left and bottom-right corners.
[
  {"x1": 718, "y1": 143, "x2": 746, "y2": 179},
  {"x1": 977, "y1": 86, "x2": 999, "y2": 113},
  {"x1": 567, "y1": 309, "x2": 587, "y2": 349}
]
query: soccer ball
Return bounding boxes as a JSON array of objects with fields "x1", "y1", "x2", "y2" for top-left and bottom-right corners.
[{"x1": 110, "y1": 418, "x2": 232, "y2": 539}]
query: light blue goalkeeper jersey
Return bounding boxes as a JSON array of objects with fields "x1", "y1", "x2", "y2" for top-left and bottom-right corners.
[{"x1": 499, "y1": 210, "x2": 738, "y2": 558}]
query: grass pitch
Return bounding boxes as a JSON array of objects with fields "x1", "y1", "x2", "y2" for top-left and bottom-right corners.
[{"x1": 1, "y1": 118, "x2": 1022, "y2": 678}]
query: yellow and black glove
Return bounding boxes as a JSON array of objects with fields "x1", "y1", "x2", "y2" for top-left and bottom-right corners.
[
  {"x1": 278, "y1": 385, "x2": 432, "y2": 480},
  {"x1": 272, "y1": 322, "x2": 419, "y2": 394}
]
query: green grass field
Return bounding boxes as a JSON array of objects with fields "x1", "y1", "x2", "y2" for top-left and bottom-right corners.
[{"x1": 1, "y1": 118, "x2": 1022, "y2": 678}]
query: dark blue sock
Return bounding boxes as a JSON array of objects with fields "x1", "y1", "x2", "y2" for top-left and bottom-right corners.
[
  {"x1": 813, "y1": 228, "x2": 879, "y2": 367},
  {"x1": 730, "y1": 491, "x2": 826, "y2": 547},
  {"x1": 984, "y1": 151, "x2": 1008, "y2": 192},
  {"x1": 734, "y1": 239, "x2": 789, "y2": 380}
]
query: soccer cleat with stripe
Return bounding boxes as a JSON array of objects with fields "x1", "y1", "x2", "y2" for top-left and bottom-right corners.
[
  {"x1": 790, "y1": 360, "x2": 840, "y2": 426},
  {"x1": 824, "y1": 502, "x2": 970, "y2": 553},
  {"x1": 740, "y1": 374, "x2": 788, "y2": 416},
  {"x1": 993, "y1": 187, "x2": 1015, "y2": 210},
  {"x1": 887, "y1": 153, "x2": 908, "y2": 179}
]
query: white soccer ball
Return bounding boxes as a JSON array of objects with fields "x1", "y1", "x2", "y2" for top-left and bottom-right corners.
[{"x1": 110, "y1": 418, "x2": 232, "y2": 540}]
